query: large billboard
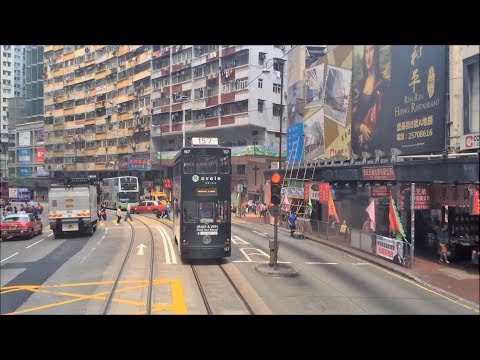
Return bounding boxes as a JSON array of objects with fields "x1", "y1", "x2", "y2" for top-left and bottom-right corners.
[
  {"x1": 303, "y1": 45, "x2": 353, "y2": 160},
  {"x1": 19, "y1": 131, "x2": 31, "y2": 147},
  {"x1": 351, "y1": 45, "x2": 447, "y2": 156},
  {"x1": 18, "y1": 167, "x2": 31, "y2": 177},
  {"x1": 35, "y1": 129, "x2": 44, "y2": 145}
]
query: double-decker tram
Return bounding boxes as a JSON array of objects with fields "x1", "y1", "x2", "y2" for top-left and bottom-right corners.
[
  {"x1": 172, "y1": 138, "x2": 231, "y2": 259},
  {"x1": 101, "y1": 176, "x2": 140, "y2": 210}
]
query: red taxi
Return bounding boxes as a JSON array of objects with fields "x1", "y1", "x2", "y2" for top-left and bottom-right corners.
[
  {"x1": 130, "y1": 201, "x2": 165, "y2": 215},
  {"x1": 1, "y1": 213, "x2": 43, "y2": 240}
]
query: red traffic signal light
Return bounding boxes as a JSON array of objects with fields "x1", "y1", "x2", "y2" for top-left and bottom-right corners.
[
  {"x1": 270, "y1": 172, "x2": 282, "y2": 205},
  {"x1": 271, "y1": 173, "x2": 282, "y2": 184}
]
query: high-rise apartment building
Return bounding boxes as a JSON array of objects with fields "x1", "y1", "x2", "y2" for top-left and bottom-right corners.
[{"x1": 43, "y1": 45, "x2": 289, "y2": 188}]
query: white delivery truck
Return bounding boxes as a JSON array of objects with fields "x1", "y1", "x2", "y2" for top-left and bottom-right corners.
[{"x1": 48, "y1": 178, "x2": 99, "y2": 238}]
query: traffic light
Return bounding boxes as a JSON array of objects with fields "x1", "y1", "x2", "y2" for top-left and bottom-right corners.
[{"x1": 270, "y1": 172, "x2": 282, "y2": 205}]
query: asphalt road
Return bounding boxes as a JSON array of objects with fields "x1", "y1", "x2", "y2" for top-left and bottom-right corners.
[{"x1": 230, "y1": 219, "x2": 477, "y2": 315}]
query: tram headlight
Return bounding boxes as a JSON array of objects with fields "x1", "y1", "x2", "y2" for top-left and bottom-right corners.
[{"x1": 202, "y1": 235, "x2": 211, "y2": 245}]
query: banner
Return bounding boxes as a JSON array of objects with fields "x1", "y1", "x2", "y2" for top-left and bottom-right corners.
[
  {"x1": 471, "y1": 188, "x2": 479, "y2": 216},
  {"x1": 35, "y1": 129, "x2": 45, "y2": 145},
  {"x1": 352, "y1": 45, "x2": 447, "y2": 156},
  {"x1": 376, "y1": 235, "x2": 405, "y2": 266},
  {"x1": 18, "y1": 149, "x2": 31, "y2": 163},
  {"x1": 36, "y1": 166, "x2": 50, "y2": 177},
  {"x1": 319, "y1": 182, "x2": 330, "y2": 203},
  {"x1": 36, "y1": 148, "x2": 45, "y2": 163},
  {"x1": 399, "y1": 184, "x2": 432, "y2": 210}
]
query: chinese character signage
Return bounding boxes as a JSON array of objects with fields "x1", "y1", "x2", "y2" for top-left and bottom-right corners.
[
  {"x1": 399, "y1": 184, "x2": 432, "y2": 210},
  {"x1": 352, "y1": 45, "x2": 447, "y2": 156},
  {"x1": 362, "y1": 166, "x2": 395, "y2": 180},
  {"x1": 304, "y1": 182, "x2": 310, "y2": 201},
  {"x1": 319, "y1": 182, "x2": 330, "y2": 204},
  {"x1": 127, "y1": 158, "x2": 150, "y2": 171},
  {"x1": 370, "y1": 185, "x2": 389, "y2": 198}
]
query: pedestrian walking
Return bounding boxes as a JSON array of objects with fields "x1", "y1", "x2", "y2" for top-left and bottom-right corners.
[
  {"x1": 116, "y1": 207, "x2": 122, "y2": 224},
  {"x1": 288, "y1": 211, "x2": 297, "y2": 237},
  {"x1": 125, "y1": 203, "x2": 133, "y2": 222},
  {"x1": 436, "y1": 222, "x2": 450, "y2": 264}
]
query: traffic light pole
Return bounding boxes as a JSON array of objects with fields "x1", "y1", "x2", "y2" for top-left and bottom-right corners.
[{"x1": 269, "y1": 204, "x2": 279, "y2": 269}]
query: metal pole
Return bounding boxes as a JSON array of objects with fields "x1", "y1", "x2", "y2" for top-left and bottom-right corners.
[
  {"x1": 273, "y1": 209, "x2": 278, "y2": 270},
  {"x1": 278, "y1": 60, "x2": 284, "y2": 172},
  {"x1": 182, "y1": 109, "x2": 185, "y2": 148},
  {"x1": 410, "y1": 182, "x2": 415, "y2": 268}
]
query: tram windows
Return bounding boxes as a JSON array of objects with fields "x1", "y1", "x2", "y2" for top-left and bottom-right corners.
[
  {"x1": 197, "y1": 155, "x2": 217, "y2": 174},
  {"x1": 183, "y1": 155, "x2": 195, "y2": 174},
  {"x1": 183, "y1": 201, "x2": 198, "y2": 223},
  {"x1": 198, "y1": 201, "x2": 230, "y2": 224},
  {"x1": 219, "y1": 154, "x2": 230, "y2": 174}
]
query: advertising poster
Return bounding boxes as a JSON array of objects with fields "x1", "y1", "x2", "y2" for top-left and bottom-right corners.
[
  {"x1": 286, "y1": 123, "x2": 304, "y2": 162},
  {"x1": 18, "y1": 149, "x2": 31, "y2": 163},
  {"x1": 303, "y1": 109, "x2": 325, "y2": 162},
  {"x1": 36, "y1": 148, "x2": 45, "y2": 163},
  {"x1": 19, "y1": 131, "x2": 31, "y2": 147},
  {"x1": 305, "y1": 64, "x2": 325, "y2": 108},
  {"x1": 351, "y1": 45, "x2": 447, "y2": 156},
  {"x1": 376, "y1": 234, "x2": 406, "y2": 266},
  {"x1": 287, "y1": 46, "x2": 306, "y2": 127},
  {"x1": 18, "y1": 167, "x2": 31, "y2": 177},
  {"x1": 304, "y1": 45, "x2": 353, "y2": 160},
  {"x1": 36, "y1": 166, "x2": 50, "y2": 177},
  {"x1": 35, "y1": 129, "x2": 45, "y2": 145}
]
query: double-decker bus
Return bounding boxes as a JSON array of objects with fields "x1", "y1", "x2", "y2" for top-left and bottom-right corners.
[
  {"x1": 172, "y1": 140, "x2": 231, "y2": 259},
  {"x1": 0, "y1": 179, "x2": 8, "y2": 207},
  {"x1": 101, "y1": 176, "x2": 140, "y2": 210}
]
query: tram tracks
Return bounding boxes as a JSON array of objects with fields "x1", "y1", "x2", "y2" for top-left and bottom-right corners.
[
  {"x1": 132, "y1": 213, "x2": 255, "y2": 315},
  {"x1": 101, "y1": 210, "x2": 156, "y2": 315}
]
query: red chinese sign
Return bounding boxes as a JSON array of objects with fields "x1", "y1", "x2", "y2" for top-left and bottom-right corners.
[
  {"x1": 472, "y1": 188, "x2": 479, "y2": 215},
  {"x1": 319, "y1": 182, "x2": 330, "y2": 204},
  {"x1": 162, "y1": 179, "x2": 172, "y2": 189},
  {"x1": 304, "y1": 182, "x2": 310, "y2": 201},
  {"x1": 399, "y1": 184, "x2": 432, "y2": 210},
  {"x1": 370, "y1": 186, "x2": 389, "y2": 198},
  {"x1": 362, "y1": 166, "x2": 395, "y2": 180}
]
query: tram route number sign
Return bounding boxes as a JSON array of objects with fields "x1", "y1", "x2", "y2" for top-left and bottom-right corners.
[
  {"x1": 192, "y1": 137, "x2": 218, "y2": 145},
  {"x1": 196, "y1": 224, "x2": 218, "y2": 235}
]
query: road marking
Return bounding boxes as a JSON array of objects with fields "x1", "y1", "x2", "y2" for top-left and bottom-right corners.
[
  {"x1": 136, "y1": 243, "x2": 146, "y2": 256},
  {"x1": 1, "y1": 252, "x2": 19, "y2": 263},
  {"x1": 352, "y1": 262, "x2": 370, "y2": 265},
  {"x1": 26, "y1": 239, "x2": 44, "y2": 249},
  {"x1": 97, "y1": 235, "x2": 106, "y2": 245},
  {"x1": 160, "y1": 226, "x2": 177, "y2": 265},
  {"x1": 231, "y1": 235, "x2": 250, "y2": 245},
  {"x1": 79, "y1": 247, "x2": 96, "y2": 264},
  {"x1": 347, "y1": 254, "x2": 361, "y2": 261},
  {"x1": 252, "y1": 230, "x2": 267, "y2": 237},
  {"x1": 157, "y1": 226, "x2": 177, "y2": 264},
  {"x1": 305, "y1": 262, "x2": 338, "y2": 265},
  {"x1": 47, "y1": 233, "x2": 54, "y2": 237},
  {"x1": 367, "y1": 263, "x2": 479, "y2": 313},
  {"x1": 236, "y1": 247, "x2": 290, "y2": 264},
  {"x1": 99, "y1": 222, "x2": 105, "y2": 227},
  {"x1": 105, "y1": 228, "x2": 109, "y2": 234}
]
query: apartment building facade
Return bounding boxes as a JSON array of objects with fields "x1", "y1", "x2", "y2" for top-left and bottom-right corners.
[{"x1": 43, "y1": 45, "x2": 289, "y2": 196}]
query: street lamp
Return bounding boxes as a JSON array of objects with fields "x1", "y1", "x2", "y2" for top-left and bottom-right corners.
[{"x1": 262, "y1": 58, "x2": 285, "y2": 171}]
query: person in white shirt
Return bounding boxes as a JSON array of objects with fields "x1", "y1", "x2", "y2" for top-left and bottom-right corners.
[{"x1": 116, "y1": 207, "x2": 122, "y2": 224}]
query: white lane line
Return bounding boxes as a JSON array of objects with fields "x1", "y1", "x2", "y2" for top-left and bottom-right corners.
[
  {"x1": 352, "y1": 262, "x2": 370, "y2": 265},
  {"x1": 160, "y1": 226, "x2": 177, "y2": 265},
  {"x1": 305, "y1": 262, "x2": 338, "y2": 265},
  {"x1": 105, "y1": 228, "x2": 109, "y2": 234},
  {"x1": 79, "y1": 247, "x2": 96, "y2": 264},
  {"x1": 26, "y1": 239, "x2": 44, "y2": 249},
  {"x1": 47, "y1": 233, "x2": 54, "y2": 237},
  {"x1": 231, "y1": 235, "x2": 250, "y2": 245},
  {"x1": 157, "y1": 227, "x2": 171, "y2": 264},
  {"x1": 252, "y1": 230, "x2": 267, "y2": 237},
  {"x1": 1, "y1": 252, "x2": 19, "y2": 263},
  {"x1": 97, "y1": 235, "x2": 106, "y2": 245},
  {"x1": 347, "y1": 254, "x2": 361, "y2": 261}
]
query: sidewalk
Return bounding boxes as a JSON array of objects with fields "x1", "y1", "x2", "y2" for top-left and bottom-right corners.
[{"x1": 233, "y1": 213, "x2": 480, "y2": 307}]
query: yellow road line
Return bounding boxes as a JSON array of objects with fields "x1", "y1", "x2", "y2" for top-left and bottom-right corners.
[
  {"x1": 367, "y1": 263, "x2": 479, "y2": 313},
  {"x1": 170, "y1": 279, "x2": 187, "y2": 314}
]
